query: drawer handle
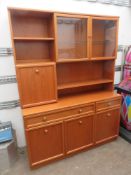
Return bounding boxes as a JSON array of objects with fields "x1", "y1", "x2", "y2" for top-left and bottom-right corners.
[
  {"x1": 79, "y1": 109, "x2": 83, "y2": 113},
  {"x1": 35, "y1": 69, "x2": 39, "y2": 73},
  {"x1": 107, "y1": 113, "x2": 111, "y2": 117},
  {"x1": 43, "y1": 117, "x2": 47, "y2": 121},
  {"x1": 78, "y1": 120, "x2": 83, "y2": 124},
  {"x1": 44, "y1": 129, "x2": 48, "y2": 134},
  {"x1": 108, "y1": 102, "x2": 112, "y2": 106}
]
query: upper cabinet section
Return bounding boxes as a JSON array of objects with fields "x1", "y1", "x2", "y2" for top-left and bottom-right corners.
[
  {"x1": 91, "y1": 17, "x2": 118, "y2": 60},
  {"x1": 8, "y1": 8, "x2": 119, "y2": 64},
  {"x1": 56, "y1": 14, "x2": 89, "y2": 62}
]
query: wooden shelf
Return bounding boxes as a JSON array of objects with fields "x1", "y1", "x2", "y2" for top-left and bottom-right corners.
[
  {"x1": 16, "y1": 59, "x2": 54, "y2": 67},
  {"x1": 14, "y1": 37, "x2": 55, "y2": 41},
  {"x1": 58, "y1": 79, "x2": 113, "y2": 90},
  {"x1": 16, "y1": 62, "x2": 55, "y2": 68},
  {"x1": 91, "y1": 57, "x2": 115, "y2": 61},
  {"x1": 57, "y1": 58, "x2": 89, "y2": 63}
]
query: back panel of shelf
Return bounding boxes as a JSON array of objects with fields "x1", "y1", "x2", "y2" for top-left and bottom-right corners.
[
  {"x1": 14, "y1": 40, "x2": 55, "y2": 63},
  {"x1": 10, "y1": 9, "x2": 54, "y2": 38}
]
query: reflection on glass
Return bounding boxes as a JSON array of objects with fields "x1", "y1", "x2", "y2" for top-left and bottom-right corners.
[
  {"x1": 92, "y1": 20, "x2": 116, "y2": 57},
  {"x1": 57, "y1": 17, "x2": 87, "y2": 60}
]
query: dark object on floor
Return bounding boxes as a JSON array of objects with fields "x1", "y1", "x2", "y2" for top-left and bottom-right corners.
[{"x1": 120, "y1": 126, "x2": 131, "y2": 143}]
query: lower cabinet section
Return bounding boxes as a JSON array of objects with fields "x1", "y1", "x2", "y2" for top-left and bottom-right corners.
[
  {"x1": 26, "y1": 121, "x2": 64, "y2": 167},
  {"x1": 65, "y1": 115, "x2": 94, "y2": 154},
  {"x1": 95, "y1": 108, "x2": 120, "y2": 144},
  {"x1": 24, "y1": 98, "x2": 121, "y2": 168}
]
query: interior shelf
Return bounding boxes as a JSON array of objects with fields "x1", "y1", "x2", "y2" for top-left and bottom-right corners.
[
  {"x1": 91, "y1": 57, "x2": 115, "y2": 61},
  {"x1": 13, "y1": 37, "x2": 55, "y2": 41},
  {"x1": 57, "y1": 58, "x2": 89, "y2": 63},
  {"x1": 58, "y1": 79, "x2": 113, "y2": 90},
  {"x1": 16, "y1": 59, "x2": 54, "y2": 66}
]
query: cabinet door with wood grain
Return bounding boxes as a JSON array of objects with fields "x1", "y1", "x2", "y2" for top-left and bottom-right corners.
[
  {"x1": 26, "y1": 121, "x2": 64, "y2": 167},
  {"x1": 95, "y1": 108, "x2": 120, "y2": 145},
  {"x1": 16, "y1": 63, "x2": 57, "y2": 108},
  {"x1": 65, "y1": 114, "x2": 94, "y2": 155}
]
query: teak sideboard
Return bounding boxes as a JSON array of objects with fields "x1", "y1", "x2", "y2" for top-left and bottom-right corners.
[{"x1": 8, "y1": 8, "x2": 121, "y2": 168}]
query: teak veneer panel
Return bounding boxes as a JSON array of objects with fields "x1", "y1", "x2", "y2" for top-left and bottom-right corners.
[
  {"x1": 95, "y1": 108, "x2": 120, "y2": 144},
  {"x1": 26, "y1": 121, "x2": 64, "y2": 167},
  {"x1": 65, "y1": 114, "x2": 94, "y2": 154},
  {"x1": 17, "y1": 63, "x2": 57, "y2": 108}
]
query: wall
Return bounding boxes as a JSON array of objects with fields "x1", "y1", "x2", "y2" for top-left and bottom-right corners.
[{"x1": 0, "y1": 0, "x2": 131, "y2": 147}]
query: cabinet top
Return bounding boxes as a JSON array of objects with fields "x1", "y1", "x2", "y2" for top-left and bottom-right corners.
[
  {"x1": 8, "y1": 7, "x2": 119, "y2": 19},
  {"x1": 23, "y1": 91, "x2": 121, "y2": 117}
]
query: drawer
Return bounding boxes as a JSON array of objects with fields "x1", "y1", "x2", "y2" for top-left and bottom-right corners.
[
  {"x1": 25, "y1": 103, "x2": 95, "y2": 128},
  {"x1": 96, "y1": 98, "x2": 121, "y2": 112}
]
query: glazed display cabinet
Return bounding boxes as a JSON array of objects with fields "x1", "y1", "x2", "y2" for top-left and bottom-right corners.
[{"x1": 8, "y1": 8, "x2": 121, "y2": 168}]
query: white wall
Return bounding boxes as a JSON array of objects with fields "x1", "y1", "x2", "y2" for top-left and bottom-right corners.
[{"x1": 0, "y1": 0, "x2": 131, "y2": 147}]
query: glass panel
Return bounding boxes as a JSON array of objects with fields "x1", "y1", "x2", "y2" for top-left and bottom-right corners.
[
  {"x1": 92, "y1": 19, "x2": 117, "y2": 58},
  {"x1": 57, "y1": 17, "x2": 87, "y2": 60}
]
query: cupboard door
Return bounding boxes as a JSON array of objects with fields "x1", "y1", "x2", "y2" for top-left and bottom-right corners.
[
  {"x1": 17, "y1": 63, "x2": 57, "y2": 108},
  {"x1": 95, "y1": 108, "x2": 120, "y2": 144},
  {"x1": 56, "y1": 14, "x2": 89, "y2": 61},
  {"x1": 65, "y1": 115, "x2": 94, "y2": 155},
  {"x1": 26, "y1": 122, "x2": 64, "y2": 167},
  {"x1": 91, "y1": 17, "x2": 118, "y2": 59}
]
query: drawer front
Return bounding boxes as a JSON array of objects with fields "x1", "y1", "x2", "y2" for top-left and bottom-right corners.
[
  {"x1": 96, "y1": 98, "x2": 121, "y2": 112},
  {"x1": 25, "y1": 103, "x2": 95, "y2": 128}
]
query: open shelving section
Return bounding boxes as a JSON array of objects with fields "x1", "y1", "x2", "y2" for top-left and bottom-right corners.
[
  {"x1": 9, "y1": 9, "x2": 56, "y2": 64},
  {"x1": 57, "y1": 60, "x2": 114, "y2": 96}
]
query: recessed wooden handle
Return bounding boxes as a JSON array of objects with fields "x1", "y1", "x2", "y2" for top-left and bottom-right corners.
[
  {"x1": 43, "y1": 117, "x2": 47, "y2": 121},
  {"x1": 108, "y1": 102, "x2": 111, "y2": 106},
  {"x1": 35, "y1": 69, "x2": 39, "y2": 73},
  {"x1": 79, "y1": 109, "x2": 82, "y2": 113},
  {"x1": 107, "y1": 113, "x2": 111, "y2": 117},
  {"x1": 78, "y1": 120, "x2": 83, "y2": 124},
  {"x1": 44, "y1": 129, "x2": 48, "y2": 133}
]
